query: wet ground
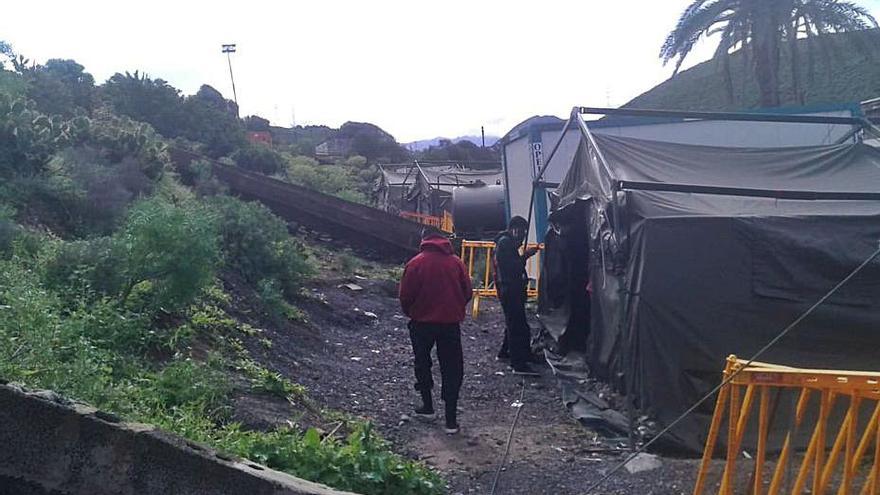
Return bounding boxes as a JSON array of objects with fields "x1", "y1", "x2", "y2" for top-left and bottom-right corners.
[{"x1": 233, "y1": 246, "x2": 716, "y2": 494}]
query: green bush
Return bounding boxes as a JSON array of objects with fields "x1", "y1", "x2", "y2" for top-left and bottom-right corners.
[
  {"x1": 210, "y1": 195, "x2": 312, "y2": 297},
  {"x1": 0, "y1": 205, "x2": 19, "y2": 256},
  {"x1": 43, "y1": 236, "x2": 125, "y2": 296},
  {"x1": 231, "y1": 144, "x2": 285, "y2": 175},
  {"x1": 116, "y1": 197, "x2": 220, "y2": 312},
  {"x1": 159, "y1": 418, "x2": 444, "y2": 495},
  {"x1": 0, "y1": 94, "x2": 89, "y2": 177},
  {"x1": 344, "y1": 155, "x2": 368, "y2": 167},
  {"x1": 0, "y1": 244, "x2": 443, "y2": 495},
  {"x1": 284, "y1": 155, "x2": 369, "y2": 204},
  {"x1": 150, "y1": 357, "x2": 232, "y2": 419},
  {"x1": 41, "y1": 197, "x2": 219, "y2": 313}
]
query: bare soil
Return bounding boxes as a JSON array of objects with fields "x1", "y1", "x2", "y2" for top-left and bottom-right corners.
[{"x1": 231, "y1": 245, "x2": 721, "y2": 494}]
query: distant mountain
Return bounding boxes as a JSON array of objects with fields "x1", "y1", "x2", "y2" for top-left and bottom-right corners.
[{"x1": 406, "y1": 135, "x2": 499, "y2": 152}]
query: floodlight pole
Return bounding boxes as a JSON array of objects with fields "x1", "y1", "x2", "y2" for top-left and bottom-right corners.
[{"x1": 221, "y1": 44, "x2": 239, "y2": 109}]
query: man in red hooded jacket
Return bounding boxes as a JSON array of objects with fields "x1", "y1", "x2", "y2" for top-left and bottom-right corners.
[{"x1": 399, "y1": 232, "x2": 472, "y2": 434}]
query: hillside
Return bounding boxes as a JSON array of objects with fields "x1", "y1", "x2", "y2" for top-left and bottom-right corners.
[
  {"x1": 625, "y1": 29, "x2": 880, "y2": 111},
  {"x1": 406, "y1": 135, "x2": 499, "y2": 152},
  {"x1": 0, "y1": 47, "x2": 441, "y2": 494}
]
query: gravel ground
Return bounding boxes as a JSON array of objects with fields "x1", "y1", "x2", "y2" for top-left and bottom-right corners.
[{"x1": 234, "y1": 247, "x2": 724, "y2": 494}]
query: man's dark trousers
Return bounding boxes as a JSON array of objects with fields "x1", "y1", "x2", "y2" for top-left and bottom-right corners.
[
  {"x1": 409, "y1": 321, "x2": 463, "y2": 405},
  {"x1": 498, "y1": 286, "x2": 531, "y2": 368}
]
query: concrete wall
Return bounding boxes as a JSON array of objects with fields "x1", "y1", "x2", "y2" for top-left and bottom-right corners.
[{"x1": 0, "y1": 383, "x2": 358, "y2": 495}]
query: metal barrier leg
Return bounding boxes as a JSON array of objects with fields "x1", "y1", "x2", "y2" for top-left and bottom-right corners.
[
  {"x1": 768, "y1": 388, "x2": 811, "y2": 495},
  {"x1": 815, "y1": 391, "x2": 833, "y2": 495},
  {"x1": 755, "y1": 386, "x2": 770, "y2": 495},
  {"x1": 721, "y1": 384, "x2": 743, "y2": 495},
  {"x1": 694, "y1": 383, "x2": 731, "y2": 495},
  {"x1": 873, "y1": 414, "x2": 880, "y2": 495}
]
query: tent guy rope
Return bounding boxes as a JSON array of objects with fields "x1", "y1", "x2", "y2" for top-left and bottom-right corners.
[{"x1": 489, "y1": 377, "x2": 528, "y2": 495}]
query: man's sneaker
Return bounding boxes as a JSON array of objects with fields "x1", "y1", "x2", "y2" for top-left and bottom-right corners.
[
  {"x1": 414, "y1": 405, "x2": 436, "y2": 420},
  {"x1": 444, "y1": 422, "x2": 460, "y2": 435},
  {"x1": 511, "y1": 363, "x2": 540, "y2": 376}
]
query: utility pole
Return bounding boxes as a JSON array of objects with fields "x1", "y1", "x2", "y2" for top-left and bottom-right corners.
[
  {"x1": 221, "y1": 44, "x2": 238, "y2": 110},
  {"x1": 481, "y1": 126, "x2": 485, "y2": 148}
]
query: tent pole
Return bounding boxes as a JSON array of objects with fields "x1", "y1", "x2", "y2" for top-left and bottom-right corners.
[
  {"x1": 577, "y1": 106, "x2": 865, "y2": 126},
  {"x1": 525, "y1": 107, "x2": 579, "y2": 238},
  {"x1": 576, "y1": 109, "x2": 636, "y2": 450}
]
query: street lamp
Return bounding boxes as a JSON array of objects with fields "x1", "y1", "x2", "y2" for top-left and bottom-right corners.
[{"x1": 221, "y1": 44, "x2": 238, "y2": 110}]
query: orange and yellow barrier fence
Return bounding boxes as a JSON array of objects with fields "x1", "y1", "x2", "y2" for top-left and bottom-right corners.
[
  {"x1": 459, "y1": 240, "x2": 542, "y2": 317},
  {"x1": 400, "y1": 211, "x2": 454, "y2": 233},
  {"x1": 694, "y1": 356, "x2": 880, "y2": 495}
]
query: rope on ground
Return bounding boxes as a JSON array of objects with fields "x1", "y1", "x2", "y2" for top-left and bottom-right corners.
[
  {"x1": 489, "y1": 377, "x2": 527, "y2": 495},
  {"x1": 582, "y1": 244, "x2": 880, "y2": 495}
]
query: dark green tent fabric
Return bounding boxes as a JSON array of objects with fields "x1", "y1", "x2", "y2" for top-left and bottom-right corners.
[{"x1": 544, "y1": 133, "x2": 880, "y2": 452}]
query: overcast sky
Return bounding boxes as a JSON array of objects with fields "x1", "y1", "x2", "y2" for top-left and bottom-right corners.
[{"x1": 4, "y1": 0, "x2": 880, "y2": 142}]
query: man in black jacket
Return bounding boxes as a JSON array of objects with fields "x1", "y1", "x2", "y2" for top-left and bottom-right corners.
[{"x1": 493, "y1": 216, "x2": 540, "y2": 374}]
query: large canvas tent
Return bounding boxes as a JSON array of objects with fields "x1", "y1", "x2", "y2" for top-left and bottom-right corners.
[
  {"x1": 499, "y1": 104, "x2": 861, "y2": 245},
  {"x1": 540, "y1": 108, "x2": 880, "y2": 451}
]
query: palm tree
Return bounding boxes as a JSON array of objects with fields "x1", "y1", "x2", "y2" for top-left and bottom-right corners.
[{"x1": 660, "y1": 0, "x2": 878, "y2": 108}]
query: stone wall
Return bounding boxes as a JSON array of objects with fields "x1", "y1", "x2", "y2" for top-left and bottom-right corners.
[{"x1": 0, "y1": 383, "x2": 358, "y2": 495}]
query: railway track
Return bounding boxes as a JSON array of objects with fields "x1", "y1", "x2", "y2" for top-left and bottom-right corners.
[{"x1": 170, "y1": 149, "x2": 433, "y2": 260}]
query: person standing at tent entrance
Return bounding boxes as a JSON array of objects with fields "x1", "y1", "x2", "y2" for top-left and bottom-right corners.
[
  {"x1": 399, "y1": 232, "x2": 473, "y2": 435},
  {"x1": 494, "y1": 215, "x2": 540, "y2": 374}
]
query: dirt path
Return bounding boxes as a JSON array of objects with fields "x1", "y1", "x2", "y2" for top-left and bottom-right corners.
[
  {"x1": 284, "y1": 270, "x2": 711, "y2": 493},
  {"x1": 238, "y1": 246, "x2": 707, "y2": 494}
]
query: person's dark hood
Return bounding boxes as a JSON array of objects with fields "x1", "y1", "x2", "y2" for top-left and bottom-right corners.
[{"x1": 420, "y1": 235, "x2": 454, "y2": 254}]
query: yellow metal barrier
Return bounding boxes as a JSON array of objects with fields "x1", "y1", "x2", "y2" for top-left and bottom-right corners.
[
  {"x1": 694, "y1": 355, "x2": 880, "y2": 495},
  {"x1": 459, "y1": 239, "x2": 542, "y2": 317},
  {"x1": 399, "y1": 211, "x2": 454, "y2": 234}
]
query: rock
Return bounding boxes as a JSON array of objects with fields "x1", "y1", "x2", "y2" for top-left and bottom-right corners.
[
  {"x1": 624, "y1": 453, "x2": 662, "y2": 474},
  {"x1": 32, "y1": 390, "x2": 69, "y2": 405},
  {"x1": 400, "y1": 414, "x2": 411, "y2": 422}
]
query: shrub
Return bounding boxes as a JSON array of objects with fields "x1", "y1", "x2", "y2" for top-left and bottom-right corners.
[
  {"x1": 210, "y1": 195, "x2": 312, "y2": 297},
  {"x1": 210, "y1": 423, "x2": 444, "y2": 495},
  {"x1": 116, "y1": 197, "x2": 220, "y2": 312},
  {"x1": 0, "y1": 246, "x2": 443, "y2": 495},
  {"x1": 42, "y1": 236, "x2": 125, "y2": 296},
  {"x1": 0, "y1": 219, "x2": 17, "y2": 256},
  {"x1": 344, "y1": 154, "x2": 368, "y2": 167},
  {"x1": 0, "y1": 204, "x2": 19, "y2": 257},
  {"x1": 149, "y1": 356, "x2": 233, "y2": 420},
  {"x1": 284, "y1": 156, "x2": 369, "y2": 204},
  {"x1": 0, "y1": 94, "x2": 89, "y2": 177},
  {"x1": 231, "y1": 144, "x2": 285, "y2": 175}
]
